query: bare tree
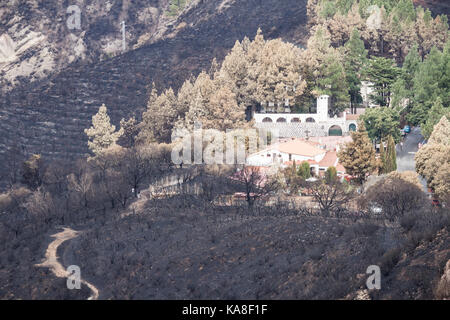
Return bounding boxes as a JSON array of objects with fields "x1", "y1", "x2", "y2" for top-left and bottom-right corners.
[
  {"x1": 42, "y1": 160, "x2": 72, "y2": 196},
  {"x1": 2, "y1": 145, "x2": 24, "y2": 189},
  {"x1": 23, "y1": 189, "x2": 57, "y2": 225},
  {"x1": 120, "y1": 147, "x2": 157, "y2": 198},
  {"x1": 103, "y1": 169, "x2": 132, "y2": 208},
  {"x1": 235, "y1": 166, "x2": 280, "y2": 207},
  {"x1": 310, "y1": 180, "x2": 355, "y2": 215},
  {"x1": 67, "y1": 160, "x2": 97, "y2": 210},
  {"x1": 68, "y1": 170, "x2": 93, "y2": 209}
]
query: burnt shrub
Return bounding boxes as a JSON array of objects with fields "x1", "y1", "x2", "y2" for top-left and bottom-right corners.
[
  {"x1": 380, "y1": 248, "x2": 402, "y2": 276},
  {"x1": 363, "y1": 176, "x2": 427, "y2": 220}
]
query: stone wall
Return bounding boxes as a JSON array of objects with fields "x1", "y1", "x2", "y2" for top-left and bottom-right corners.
[{"x1": 255, "y1": 120, "x2": 357, "y2": 138}]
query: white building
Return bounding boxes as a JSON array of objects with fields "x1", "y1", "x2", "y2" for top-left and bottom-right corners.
[
  {"x1": 253, "y1": 95, "x2": 359, "y2": 138},
  {"x1": 246, "y1": 139, "x2": 347, "y2": 176}
]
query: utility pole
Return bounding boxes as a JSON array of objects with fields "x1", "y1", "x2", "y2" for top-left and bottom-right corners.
[{"x1": 121, "y1": 21, "x2": 126, "y2": 52}]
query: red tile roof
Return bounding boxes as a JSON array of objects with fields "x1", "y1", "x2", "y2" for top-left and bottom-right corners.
[
  {"x1": 285, "y1": 151, "x2": 347, "y2": 174},
  {"x1": 276, "y1": 140, "x2": 325, "y2": 157},
  {"x1": 318, "y1": 151, "x2": 338, "y2": 167}
]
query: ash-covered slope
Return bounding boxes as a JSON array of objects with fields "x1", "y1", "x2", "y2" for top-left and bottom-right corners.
[
  {"x1": 0, "y1": 0, "x2": 308, "y2": 169},
  {"x1": 413, "y1": 0, "x2": 450, "y2": 16}
]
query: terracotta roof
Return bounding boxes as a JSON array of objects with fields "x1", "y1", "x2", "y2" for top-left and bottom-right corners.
[
  {"x1": 276, "y1": 140, "x2": 325, "y2": 157},
  {"x1": 284, "y1": 155, "x2": 347, "y2": 174},
  {"x1": 306, "y1": 136, "x2": 353, "y2": 150},
  {"x1": 336, "y1": 163, "x2": 346, "y2": 173},
  {"x1": 318, "y1": 151, "x2": 338, "y2": 168},
  {"x1": 307, "y1": 159, "x2": 319, "y2": 165},
  {"x1": 284, "y1": 160, "x2": 320, "y2": 166}
]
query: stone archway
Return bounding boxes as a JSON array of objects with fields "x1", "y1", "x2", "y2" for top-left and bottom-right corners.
[
  {"x1": 349, "y1": 123, "x2": 357, "y2": 132},
  {"x1": 276, "y1": 117, "x2": 287, "y2": 123},
  {"x1": 306, "y1": 117, "x2": 316, "y2": 123},
  {"x1": 328, "y1": 125, "x2": 343, "y2": 136},
  {"x1": 262, "y1": 117, "x2": 273, "y2": 123},
  {"x1": 291, "y1": 118, "x2": 301, "y2": 123}
]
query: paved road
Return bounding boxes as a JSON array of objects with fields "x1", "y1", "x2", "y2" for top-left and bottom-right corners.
[{"x1": 396, "y1": 126, "x2": 428, "y2": 192}]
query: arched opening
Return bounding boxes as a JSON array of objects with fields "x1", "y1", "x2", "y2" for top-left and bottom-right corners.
[
  {"x1": 328, "y1": 125, "x2": 343, "y2": 136},
  {"x1": 306, "y1": 117, "x2": 316, "y2": 123},
  {"x1": 276, "y1": 117, "x2": 287, "y2": 123},
  {"x1": 349, "y1": 123, "x2": 357, "y2": 132},
  {"x1": 291, "y1": 118, "x2": 301, "y2": 123},
  {"x1": 262, "y1": 117, "x2": 273, "y2": 123}
]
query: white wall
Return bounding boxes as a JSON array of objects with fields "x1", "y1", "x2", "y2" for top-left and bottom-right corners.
[
  {"x1": 316, "y1": 95, "x2": 329, "y2": 122},
  {"x1": 254, "y1": 113, "x2": 320, "y2": 124},
  {"x1": 246, "y1": 148, "x2": 325, "y2": 166}
]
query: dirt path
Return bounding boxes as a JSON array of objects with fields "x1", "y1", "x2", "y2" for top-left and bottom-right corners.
[{"x1": 35, "y1": 227, "x2": 99, "y2": 300}]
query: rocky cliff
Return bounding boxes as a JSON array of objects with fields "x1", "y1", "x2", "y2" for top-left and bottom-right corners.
[{"x1": 0, "y1": 0, "x2": 177, "y2": 93}]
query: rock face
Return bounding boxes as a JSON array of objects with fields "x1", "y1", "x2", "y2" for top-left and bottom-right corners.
[
  {"x1": 0, "y1": 0, "x2": 171, "y2": 92},
  {"x1": 0, "y1": 0, "x2": 309, "y2": 175},
  {"x1": 436, "y1": 260, "x2": 450, "y2": 299}
]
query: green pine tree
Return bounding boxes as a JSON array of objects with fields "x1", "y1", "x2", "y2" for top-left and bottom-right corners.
[
  {"x1": 361, "y1": 107, "x2": 401, "y2": 143},
  {"x1": 344, "y1": 29, "x2": 368, "y2": 114},
  {"x1": 338, "y1": 122, "x2": 377, "y2": 184},
  {"x1": 402, "y1": 43, "x2": 421, "y2": 90},
  {"x1": 298, "y1": 161, "x2": 311, "y2": 179},
  {"x1": 379, "y1": 138, "x2": 387, "y2": 174},
  {"x1": 385, "y1": 135, "x2": 397, "y2": 173},
  {"x1": 409, "y1": 47, "x2": 445, "y2": 125},
  {"x1": 421, "y1": 97, "x2": 450, "y2": 140},
  {"x1": 325, "y1": 166, "x2": 338, "y2": 183},
  {"x1": 366, "y1": 57, "x2": 401, "y2": 107},
  {"x1": 316, "y1": 52, "x2": 350, "y2": 116}
]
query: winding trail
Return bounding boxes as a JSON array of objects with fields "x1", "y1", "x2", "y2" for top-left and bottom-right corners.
[{"x1": 35, "y1": 227, "x2": 99, "y2": 300}]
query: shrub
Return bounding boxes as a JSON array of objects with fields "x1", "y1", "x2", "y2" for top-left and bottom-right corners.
[
  {"x1": 325, "y1": 166, "x2": 337, "y2": 183},
  {"x1": 363, "y1": 176, "x2": 427, "y2": 220},
  {"x1": 298, "y1": 161, "x2": 311, "y2": 179},
  {"x1": 380, "y1": 248, "x2": 402, "y2": 275}
]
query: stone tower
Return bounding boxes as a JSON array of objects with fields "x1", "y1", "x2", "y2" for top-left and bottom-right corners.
[{"x1": 317, "y1": 95, "x2": 329, "y2": 122}]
